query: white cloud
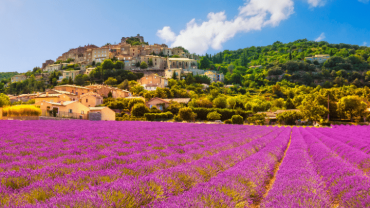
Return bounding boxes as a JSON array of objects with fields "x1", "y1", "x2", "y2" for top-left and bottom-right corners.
[
  {"x1": 306, "y1": 0, "x2": 327, "y2": 7},
  {"x1": 358, "y1": 0, "x2": 369, "y2": 3},
  {"x1": 315, "y1": 33, "x2": 326, "y2": 42},
  {"x1": 157, "y1": 26, "x2": 176, "y2": 43},
  {"x1": 157, "y1": 0, "x2": 294, "y2": 54},
  {"x1": 363, "y1": 42, "x2": 368, "y2": 46}
]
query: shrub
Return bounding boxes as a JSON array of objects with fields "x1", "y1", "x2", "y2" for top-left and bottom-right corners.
[
  {"x1": 231, "y1": 115, "x2": 244, "y2": 125},
  {"x1": 150, "y1": 106, "x2": 162, "y2": 113},
  {"x1": 179, "y1": 107, "x2": 197, "y2": 121},
  {"x1": 207, "y1": 111, "x2": 221, "y2": 121},
  {"x1": 3, "y1": 105, "x2": 41, "y2": 117},
  {"x1": 191, "y1": 107, "x2": 250, "y2": 121},
  {"x1": 128, "y1": 98, "x2": 145, "y2": 109},
  {"x1": 174, "y1": 115, "x2": 183, "y2": 122},
  {"x1": 144, "y1": 112, "x2": 174, "y2": 121},
  {"x1": 131, "y1": 103, "x2": 150, "y2": 117},
  {"x1": 224, "y1": 119, "x2": 232, "y2": 124}
]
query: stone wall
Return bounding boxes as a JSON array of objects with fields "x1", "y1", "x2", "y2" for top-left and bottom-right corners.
[
  {"x1": 39, "y1": 116, "x2": 71, "y2": 120},
  {"x1": 89, "y1": 112, "x2": 102, "y2": 121}
]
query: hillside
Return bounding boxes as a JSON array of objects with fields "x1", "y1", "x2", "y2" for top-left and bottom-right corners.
[
  {"x1": 200, "y1": 39, "x2": 370, "y2": 88},
  {"x1": 0, "y1": 72, "x2": 18, "y2": 81}
]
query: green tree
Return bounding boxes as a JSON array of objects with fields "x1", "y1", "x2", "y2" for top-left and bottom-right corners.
[
  {"x1": 102, "y1": 59, "x2": 114, "y2": 70},
  {"x1": 298, "y1": 97, "x2": 329, "y2": 122},
  {"x1": 74, "y1": 74, "x2": 89, "y2": 86},
  {"x1": 213, "y1": 97, "x2": 227, "y2": 108},
  {"x1": 337, "y1": 95, "x2": 367, "y2": 121},
  {"x1": 140, "y1": 62, "x2": 148, "y2": 69},
  {"x1": 105, "y1": 77, "x2": 118, "y2": 86},
  {"x1": 277, "y1": 111, "x2": 303, "y2": 125},
  {"x1": 131, "y1": 103, "x2": 150, "y2": 117},
  {"x1": 172, "y1": 71, "x2": 177, "y2": 79},
  {"x1": 284, "y1": 98, "x2": 295, "y2": 109},
  {"x1": 231, "y1": 115, "x2": 244, "y2": 124},
  {"x1": 118, "y1": 79, "x2": 129, "y2": 90},
  {"x1": 207, "y1": 111, "x2": 221, "y2": 121},
  {"x1": 115, "y1": 61, "x2": 124, "y2": 69},
  {"x1": 178, "y1": 107, "x2": 197, "y2": 121},
  {"x1": 167, "y1": 101, "x2": 182, "y2": 115},
  {"x1": 247, "y1": 113, "x2": 266, "y2": 125},
  {"x1": 68, "y1": 77, "x2": 73, "y2": 84},
  {"x1": 199, "y1": 57, "x2": 211, "y2": 69},
  {"x1": 128, "y1": 98, "x2": 145, "y2": 109},
  {"x1": 148, "y1": 59, "x2": 153, "y2": 67},
  {"x1": 0, "y1": 93, "x2": 10, "y2": 107}
]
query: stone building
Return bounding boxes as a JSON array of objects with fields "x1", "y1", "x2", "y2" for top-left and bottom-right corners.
[
  {"x1": 138, "y1": 74, "x2": 168, "y2": 91},
  {"x1": 11, "y1": 75, "x2": 27, "y2": 83},
  {"x1": 42, "y1": 60, "x2": 55, "y2": 69}
]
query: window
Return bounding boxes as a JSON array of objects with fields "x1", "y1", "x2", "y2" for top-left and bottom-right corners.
[
  {"x1": 81, "y1": 111, "x2": 84, "y2": 114},
  {"x1": 69, "y1": 109, "x2": 72, "y2": 113},
  {"x1": 86, "y1": 99, "x2": 88, "y2": 103}
]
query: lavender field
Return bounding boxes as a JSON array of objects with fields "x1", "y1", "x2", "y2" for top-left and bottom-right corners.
[{"x1": 0, "y1": 121, "x2": 369, "y2": 207}]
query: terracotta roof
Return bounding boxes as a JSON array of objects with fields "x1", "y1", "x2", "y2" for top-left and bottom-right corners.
[
  {"x1": 44, "y1": 101, "x2": 76, "y2": 106},
  {"x1": 89, "y1": 107, "x2": 107, "y2": 110},
  {"x1": 80, "y1": 92, "x2": 102, "y2": 99},
  {"x1": 57, "y1": 85, "x2": 90, "y2": 90},
  {"x1": 163, "y1": 98, "x2": 191, "y2": 104},
  {"x1": 36, "y1": 94, "x2": 61, "y2": 98},
  {"x1": 275, "y1": 109, "x2": 300, "y2": 114}
]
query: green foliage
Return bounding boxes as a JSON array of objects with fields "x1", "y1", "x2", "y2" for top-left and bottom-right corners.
[
  {"x1": 128, "y1": 98, "x2": 145, "y2": 109},
  {"x1": 298, "y1": 95, "x2": 329, "y2": 122},
  {"x1": 102, "y1": 59, "x2": 115, "y2": 70},
  {"x1": 199, "y1": 57, "x2": 211, "y2": 69},
  {"x1": 247, "y1": 113, "x2": 266, "y2": 125},
  {"x1": 131, "y1": 103, "x2": 150, "y2": 117},
  {"x1": 140, "y1": 62, "x2": 148, "y2": 69},
  {"x1": 231, "y1": 115, "x2": 244, "y2": 124},
  {"x1": 224, "y1": 119, "x2": 232, "y2": 124},
  {"x1": 105, "y1": 77, "x2": 118, "y2": 86},
  {"x1": 276, "y1": 111, "x2": 303, "y2": 125},
  {"x1": 74, "y1": 74, "x2": 89, "y2": 86},
  {"x1": 167, "y1": 101, "x2": 182, "y2": 115},
  {"x1": 191, "y1": 107, "x2": 249, "y2": 121},
  {"x1": 148, "y1": 59, "x2": 153, "y2": 67},
  {"x1": 0, "y1": 72, "x2": 18, "y2": 81},
  {"x1": 144, "y1": 112, "x2": 173, "y2": 121},
  {"x1": 0, "y1": 93, "x2": 10, "y2": 107},
  {"x1": 213, "y1": 97, "x2": 227, "y2": 108},
  {"x1": 337, "y1": 95, "x2": 367, "y2": 120},
  {"x1": 207, "y1": 111, "x2": 221, "y2": 121},
  {"x1": 150, "y1": 106, "x2": 162, "y2": 113},
  {"x1": 178, "y1": 107, "x2": 197, "y2": 121}
]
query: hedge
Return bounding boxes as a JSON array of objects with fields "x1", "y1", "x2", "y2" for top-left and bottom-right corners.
[
  {"x1": 144, "y1": 112, "x2": 174, "y2": 121},
  {"x1": 191, "y1": 108, "x2": 250, "y2": 121}
]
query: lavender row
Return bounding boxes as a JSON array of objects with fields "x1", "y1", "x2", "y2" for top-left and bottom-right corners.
[
  {"x1": 300, "y1": 128, "x2": 370, "y2": 207},
  {"x1": 261, "y1": 128, "x2": 331, "y2": 208},
  {"x1": 152, "y1": 127, "x2": 291, "y2": 207},
  {"x1": 308, "y1": 128, "x2": 370, "y2": 174}
]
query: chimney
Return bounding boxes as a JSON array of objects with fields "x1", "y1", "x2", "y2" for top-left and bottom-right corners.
[
  {"x1": 46, "y1": 92, "x2": 49, "y2": 96},
  {"x1": 60, "y1": 100, "x2": 64, "y2": 105},
  {"x1": 37, "y1": 92, "x2": 39, "y2": 96}
]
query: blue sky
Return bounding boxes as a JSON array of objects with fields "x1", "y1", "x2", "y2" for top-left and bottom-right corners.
[{"x1": 0, "y1": 0, "x2": 369, "y2": 73}]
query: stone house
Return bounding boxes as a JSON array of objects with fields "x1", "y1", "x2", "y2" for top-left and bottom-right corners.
[
  {"x1": 138, "y1": 74, "x2": 168, "y2": 90},
  {"x1": 146, "y1": 97, "x2": 191, "y2": 111},
  {"x1": 80, "y1": 92, "x2": 103, "y2": 107},
  {"x1": 54, "y1": 85, "x2": 92, "y2": 98},
  {"x1": 11, "y1": 75, "x2": 27, "y2": 83},
  {"x1": 85, "y1": 85, "x2": 131, "y2": 98},
  {"x1": 89, "y1": 107, "x2": 115, "y2": 121},
  {"x1": 204, "y1": 71, "x2": 225, "y2": 83}
]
